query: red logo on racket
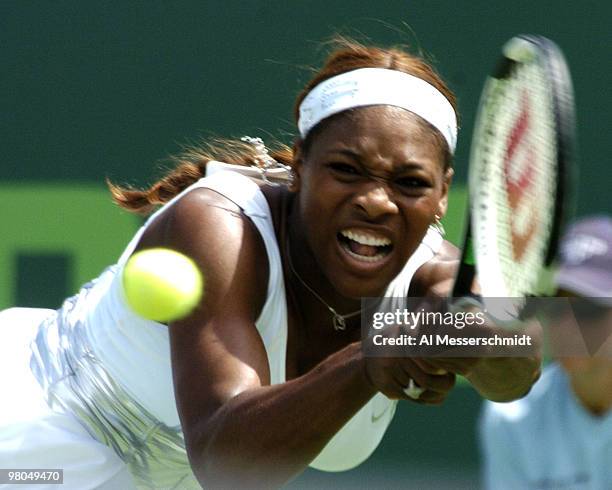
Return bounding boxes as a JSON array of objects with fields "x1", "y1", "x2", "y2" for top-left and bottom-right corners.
[{"x1": 504, "y1": 92, "x2": 538, "y2": 261}]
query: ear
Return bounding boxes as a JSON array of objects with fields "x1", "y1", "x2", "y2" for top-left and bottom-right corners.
[
  {"x1": 290, "y1": 139, "x2": 305, "y2": 193},
  {"x1": 436, "y1": 167, "x2": 454, "y2": 218}
]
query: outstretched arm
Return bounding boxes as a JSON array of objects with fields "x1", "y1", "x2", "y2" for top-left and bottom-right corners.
[{"x1": 139, "y1": 189, "x2": 452, "y2": 489}]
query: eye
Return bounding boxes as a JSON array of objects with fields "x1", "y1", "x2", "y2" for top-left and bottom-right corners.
[
  {"x1": 328, "y1": 162, "x2": 359, "y2": 175},
  {"x1": 395, "y1": 176, "x2": 431, "y2": 189}
]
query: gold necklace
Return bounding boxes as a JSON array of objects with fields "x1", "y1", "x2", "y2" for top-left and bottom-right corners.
[{"x1": 286, "y1": 237, "x2": 362, "y2": 331}]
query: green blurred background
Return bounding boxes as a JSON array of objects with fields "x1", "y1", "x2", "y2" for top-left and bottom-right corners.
[{"x1": 2, "y1": 1, "x2": 611, "y2": 488}]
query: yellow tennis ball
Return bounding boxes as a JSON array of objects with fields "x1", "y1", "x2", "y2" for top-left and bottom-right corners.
[{"x1": 122, "y1": 248, "x2": 204, "y2": 322}]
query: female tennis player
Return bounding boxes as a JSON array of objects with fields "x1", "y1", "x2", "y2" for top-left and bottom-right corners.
[{"x1": 0, "y1": 39, "x2": 540, "y2": 489}]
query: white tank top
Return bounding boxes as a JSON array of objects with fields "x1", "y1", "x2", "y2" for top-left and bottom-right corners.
[{"x1": 77, "y1": 165, "x2": 442, "y2": 472}]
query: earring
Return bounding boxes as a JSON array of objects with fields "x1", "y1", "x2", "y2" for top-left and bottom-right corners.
[{"x1": 432, "y1": 214, "x2": 446, "y2": 237}]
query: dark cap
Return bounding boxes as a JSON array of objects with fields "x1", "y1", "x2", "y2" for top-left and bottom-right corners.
[{"x1": 555, "y1": 215, "x2": 612, "y2": 305}]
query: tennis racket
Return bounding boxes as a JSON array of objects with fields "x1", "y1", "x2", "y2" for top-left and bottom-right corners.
[{"x1": 451, "y1": 34, "x2": 576, "y2": 320}]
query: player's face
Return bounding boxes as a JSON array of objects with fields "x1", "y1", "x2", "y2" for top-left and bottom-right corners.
[{"x1": 293, "y1": 105, "x2": 452, "y2": 298}]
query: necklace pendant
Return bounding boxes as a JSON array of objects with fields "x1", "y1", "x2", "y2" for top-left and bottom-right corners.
[{"x1": 333, "y1": 315, "x2": 347, "y2": 331}]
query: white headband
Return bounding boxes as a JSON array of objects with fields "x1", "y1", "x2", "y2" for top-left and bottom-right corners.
[{"x1": 298, "y1": 67, "x2": 457, "y2": 153}]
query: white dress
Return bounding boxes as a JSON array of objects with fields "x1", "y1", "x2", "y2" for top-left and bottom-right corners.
[{"x1": 0, "y1": 165, "x2": 442, "y2": 489}]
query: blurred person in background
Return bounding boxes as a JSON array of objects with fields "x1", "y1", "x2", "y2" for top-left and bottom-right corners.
[{"x1": 480, "y1": 215, "x2": 612, "y2": 490}]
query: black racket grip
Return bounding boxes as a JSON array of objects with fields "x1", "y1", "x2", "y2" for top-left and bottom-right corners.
[{"x1": 452, "y1": 209, "x2": 477, "y2": 299}]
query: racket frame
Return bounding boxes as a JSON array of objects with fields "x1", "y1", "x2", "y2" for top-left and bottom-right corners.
[{"x1": 451, "y1": 34, "x2": 576, "y2": 308}]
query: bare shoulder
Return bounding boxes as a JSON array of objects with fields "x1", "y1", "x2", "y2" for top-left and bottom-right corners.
[
  {"x1": 409, "y1": 240, "x2": 460, "y2": 297},
  {"x1": 133, "y1": 187, "x2": 274, "y2": 441},
  {"x1": 135, "y1": 186, "x2": 269, "y2": 322},
  {"x1": 139, "y1": 188, "x2": 243, "y2": 242}
]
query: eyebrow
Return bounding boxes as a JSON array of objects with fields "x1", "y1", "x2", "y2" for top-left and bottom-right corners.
[{"x1": 327, "y1": 148, "x2": 427, "y2": 172}]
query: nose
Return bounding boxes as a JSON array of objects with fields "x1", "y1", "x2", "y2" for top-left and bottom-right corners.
[{"x1": 354, "y1": 181, "x2": 399, "y2": 220}]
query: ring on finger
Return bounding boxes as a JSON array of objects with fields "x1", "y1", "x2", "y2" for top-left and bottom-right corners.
[{"x1": 403, "y1": 378, "x2": 425, "y2": 400}]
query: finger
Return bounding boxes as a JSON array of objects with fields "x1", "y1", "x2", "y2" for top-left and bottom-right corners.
[
  {"x1": 412, "y1": 358, "x2": 449, "y2": 375},
  {"x1": 424, "y1": 373, "x2": 456, "y2": 394},
  {"x1": 416, "y1": 389, "x2": 450, "y2": 406},
  {"x1": 399, "y1": 382, "x2": 452, "y2": 405},
  {"x1": 394, "y1": 374, "x2": 425, "y2": 401},
  {"x1": 374, "y1": 365, "x2": 418, "y2": 400},
  {"x1": 390, "y1": 362, "x2": 414, "y2": 389},
  {"x1": 403, "y1": 367, "x2": 456, "y2": 395},
  {"x1": 417, "y1": 357, "x2": 478, "y2": 376},
  {"x1": 387, "y1": 363, "x2": 427, "y2": 401}
]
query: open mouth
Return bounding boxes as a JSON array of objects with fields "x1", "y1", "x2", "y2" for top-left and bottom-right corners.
[{"x1": 337, "y1": 229, "x2": 393, "y2": 263}]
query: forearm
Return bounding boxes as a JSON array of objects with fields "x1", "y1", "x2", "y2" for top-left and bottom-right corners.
[{"x1": 188, "y1": 342, "x2": 376, "y2": 489}]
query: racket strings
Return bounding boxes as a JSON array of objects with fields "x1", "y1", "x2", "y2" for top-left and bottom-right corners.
[{"x1": 472, "y1": 57, "x2": 558, "y2": 298}]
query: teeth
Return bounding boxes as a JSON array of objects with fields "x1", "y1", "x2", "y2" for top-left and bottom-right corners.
[
  {"x1": 343, "y1": 246, "x2": 388, "y2": 263},
  {"x1": 340, "y1": 229, "x2": 392, "y2": 247}
]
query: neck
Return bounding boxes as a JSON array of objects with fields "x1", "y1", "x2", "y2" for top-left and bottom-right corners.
[{"x1": 286, "y1": 203, "x2": 362, "y2": 318}]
